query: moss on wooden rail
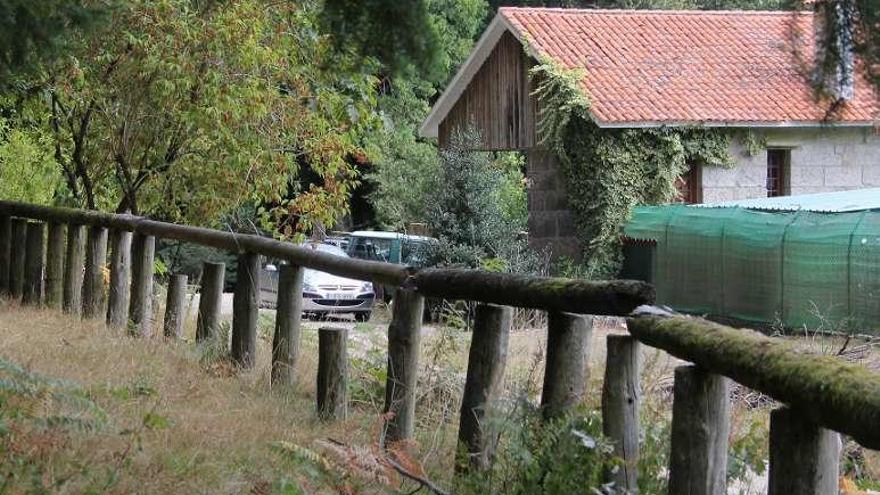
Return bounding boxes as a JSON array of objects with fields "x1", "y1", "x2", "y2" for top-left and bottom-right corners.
[
  {"x1": 410, "y1": 269, "x2": 655, "y2": 316},
  {"x1": 626, "y1": 314, "x2": 880, "y2": 449}
]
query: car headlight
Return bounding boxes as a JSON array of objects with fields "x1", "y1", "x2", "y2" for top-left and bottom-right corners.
[
  {"x1": 302, "y1": 282, "x2": 318, "y2": 293},
  {"x1": 360, "y1": 281, "x2": 374, "y2": 293}
]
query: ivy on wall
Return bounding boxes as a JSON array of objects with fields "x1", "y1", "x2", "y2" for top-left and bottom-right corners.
[{"x1": 531, "y1": 61, "x2": 735, "y2": 278}]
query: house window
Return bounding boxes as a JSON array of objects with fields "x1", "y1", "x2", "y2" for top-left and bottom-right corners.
[
  {"x1": 674, "y1": 163, "x2": 702, "y2": 204},
  {"x1": 766, "y1": 149, "x2": 791, "y2": 197}
]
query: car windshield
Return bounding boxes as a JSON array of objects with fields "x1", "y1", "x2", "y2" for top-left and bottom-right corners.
[{"x1": 302, "y1": 242, "x2": 348, "y2": 257}]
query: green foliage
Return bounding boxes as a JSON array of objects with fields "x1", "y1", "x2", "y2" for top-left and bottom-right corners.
[
  {"x1": 455, "y1": 404, "x2": 617, "y2": 494},
  {"x1": 321, "y1": 0, "x2": 441, "y2": 80},
  {"x1": 0, "y1": 0, "x2": 106, "y2": 81},
  {"x1": 366, "y1": 0, "x2": 488, "y2": 231},
  {"x1": 0, "y1": 356, "x2": 110, "y2": 491},
  {"x1": 0, "y1": 116, "x2": 61, "y2": 204},
  {"x1": 4, "y1": 0, "x2": 379, "y2": 234},
  {"x1": 532, "y1": 61, "x2": 734, "y2": 277},
  {"x1": 421, "y1": 129, "x2": 537, "y2": 271}
]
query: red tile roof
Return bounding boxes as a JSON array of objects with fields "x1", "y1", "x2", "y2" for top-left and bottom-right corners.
[{"x1": 500, "y1": 7, "x2": 878, "y2": 126}]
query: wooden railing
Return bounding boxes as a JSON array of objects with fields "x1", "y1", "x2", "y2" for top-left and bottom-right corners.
[{"x1": 0, "y1": 199, "x2": 878, "y2": 494}]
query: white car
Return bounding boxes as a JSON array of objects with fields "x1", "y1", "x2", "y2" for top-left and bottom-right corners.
[{"x1": 260, "y1": 243, "x2": 375, "y2": 321}]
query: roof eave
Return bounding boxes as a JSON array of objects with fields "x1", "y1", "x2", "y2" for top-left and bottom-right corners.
[
  {"x1": 419, "y1": 13, "x2": 525, "y2": 139},
  {"x1": 595, "y1": 120, "x2": 877, "y2": 129}
]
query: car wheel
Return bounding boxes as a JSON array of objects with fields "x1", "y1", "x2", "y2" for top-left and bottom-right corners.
[{"x1": 354, "y1": 312, "x2": 371, "y2": 322}]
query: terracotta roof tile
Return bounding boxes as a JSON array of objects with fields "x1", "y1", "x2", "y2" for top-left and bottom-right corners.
[{"x1": 500, "y1": 7, "x2": 878, "y2": 125}]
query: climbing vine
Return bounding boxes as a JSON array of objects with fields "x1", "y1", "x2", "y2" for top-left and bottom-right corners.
[{"x1": 531, "y1": 61, "x2": 734, "y2": 278}]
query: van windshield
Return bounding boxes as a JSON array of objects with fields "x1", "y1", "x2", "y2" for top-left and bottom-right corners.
[{"x1": 348, "y1": 237, "x2": 393, "y2": 262}]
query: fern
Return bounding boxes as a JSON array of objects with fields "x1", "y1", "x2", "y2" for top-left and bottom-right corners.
[{"x1": 0, "y1": 356, "x2": 106, "y2": 431}]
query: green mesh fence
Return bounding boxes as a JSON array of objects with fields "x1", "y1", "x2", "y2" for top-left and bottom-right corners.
[{"x1": 624, "y1": 206, "x2": 880, "y2": 333}]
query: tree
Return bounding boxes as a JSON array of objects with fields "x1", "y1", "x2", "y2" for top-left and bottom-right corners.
[
  {"x1": 0, "y1": 0, "x2": 105, "y2": 82},
  {"x1": 8, "y1": 0, "x2": 379, "y2": 233},
  {"x1": 366, "y1": 0, "x2": 488, "y2": 231}
]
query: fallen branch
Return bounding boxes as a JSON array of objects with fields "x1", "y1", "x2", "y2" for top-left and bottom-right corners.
[{"x1": 385, "y1": 456, "x2": 450, "y2": 495}]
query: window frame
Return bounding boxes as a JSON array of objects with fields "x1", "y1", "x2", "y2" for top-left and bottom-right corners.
[{"x1": 766, "y1": 148, "x2": 791, "y2": 198}]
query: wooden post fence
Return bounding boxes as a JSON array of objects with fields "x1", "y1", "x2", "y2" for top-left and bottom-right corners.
[
  {"x1": 602, "y1": 334, "x2": 640, "y2": 491},
  {"x1": 232, "y1": 252, "x2": 260, "y2": 368},
  {"x1": 541, "y1": 312, "x2": 593, "y2": 420},
  {"x1": 164, "y1": 274, "x2": 187, "y2": 339},
  {"x1": 317, "y1": 326, "x2": 348, "y2": 421},
  {"x1": 62, "y1": 224, "x2": 85, "y2": 314},
  {"x1": 196, "y1": 261, "x2": 225, "y2": 343},
  {"x1": 129, "y1": 233, "x2": 155, "y2": 336},
  {"x1": 82, "y1": 226, "x2": 108, "y2": 318},
  {"x1": 22, "y1": 221, "x2": 45, "y2": 305},
  {"x1": 8, "y1": 199, "x2": 880, "y2": 492},
  {"x1": 272, "y1": 264, "x2": 304, "y2": 387},
  {"x1": 457, "y1": 303, "x2": 512, "y2": 472},
  {"x1": 107, "y1": 230, "x2": 132, "y2": 328},
  {"x1": 383, "y1": 287, "x2": 424, "y2": 445},
  {"x1": 668, "y1": 365, "x2": 730, "y2": 495},
  {"x1": 10, "y1": 218, "x2": 27, "y2": 299},
  {"x1": 45, "y1": 222, "x2": 65, "y2": 309}
]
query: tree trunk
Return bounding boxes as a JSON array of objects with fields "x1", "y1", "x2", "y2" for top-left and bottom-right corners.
[
  {"x1": 231, "y1": 252, "x2": 260, "y2": 368},
  {"x1": 63, "y1": 224, "x2": 85, "y2": 314},
  {"x1": 196, "y1": 261, "x2": 225, "y2": 343},
  {"x1": 44, "y1": 222, "x2": 65, "y2": 309},
  {"x1": 317, "y1": 327, "x2": 348, "y2": 421},
  {"x1": 457, "y1": 303, "x2": 512, "y2": 473},
  {"x1": 106, "y1": 229, "x2": 132, "y2": 328},
  {"x1": 22, "y1": 222, "x2": 45, "y2": 305},
  {"x1": 541, "y1": 312, "x2": 593, "y2": 420},
  {"x1": 602, "y1": 334, "x2": 640, "y2": 491},
  {"x1": 383, "y1": 287, "x2": 424, "y2": 445},
  {"x1": 272, "y1": 264, "x2": 304, "y2": 388}
]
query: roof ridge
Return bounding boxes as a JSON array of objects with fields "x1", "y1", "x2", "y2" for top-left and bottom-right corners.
[{"x1": 498, "y1": 6, "x2": 811, "y2": 16}]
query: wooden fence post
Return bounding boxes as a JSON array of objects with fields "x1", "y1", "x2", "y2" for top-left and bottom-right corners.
[
  {"x1": 22, "y1": 221, "x2": 46, "y2": 305},
  {"x1": 82, "y1": 226, "x2": 108, "y2": 318},
  {"x1": 232, "y1": 252, "x2": 260, "y2": 368},
  {"x1": 63, "y1": 224, "x2": 85, "y2": 314},
  {"x1": 317, "y1": 326, "x2": 348, "y2": 421},
  {"x1": 383, "y1": 287, "x2": 425, "y2": 445},
  {"x1": 272, "y1": 264, "x2": 304, "y2": 387},
  {"x1": 457, "y1": 303, "x2": 512, "y2": 472},
  {"x1": 768, "y1": 407, "x2": 840, "y2": 495},
  {"x1": 106, "y1": 230, "x2": 132, "y2": 328},
  {"x1": 0, "y1": 215, "x2": 11, "y2": 295},
  {"x1": 541, "y1": 312, "x2": 593, "y2": 420},
  {"x1": 129, "y1": 233, "x2": 155, "y2": 336},
  {"x1": 44, "y1": 222, "x2": 65, "y2": 309},
  {"x1": 10, "y1": 218, "x2": 27, "y2": 300},
  {"x1": 196, "y1": 261, "x2": 225, "y2": 343},
  {"x1": 668, "y1": 365, "x2": 730, "y2": 495},
  {"x1": 164, "y1": 273, "x2": 187, "y2": 339},
  {"x1": 602, "y1": 334, "x2": 640, "y2": 491}
]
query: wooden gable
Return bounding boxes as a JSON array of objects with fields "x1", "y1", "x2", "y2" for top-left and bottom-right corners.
[{"x1": 438, "y1": 31, "x2": 538, "y2": 151}]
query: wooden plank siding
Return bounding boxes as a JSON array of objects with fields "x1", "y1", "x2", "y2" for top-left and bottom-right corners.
[{"x1": 438, "y1": 31, "x2": 537, "y2": 151}]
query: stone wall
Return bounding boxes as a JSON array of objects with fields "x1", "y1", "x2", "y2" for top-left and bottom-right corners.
[
  {"x1": 526, "y1": 148, "x2": 580, "y2": 260},
  {"x1": 526, "y1": 127, "x2": 880, "y2": 261},
  {"x1": 702, "y1": 127, "x2": 880, "y2": 202}
]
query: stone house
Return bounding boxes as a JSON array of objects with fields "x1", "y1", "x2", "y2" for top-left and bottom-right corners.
[{"x1": 419, "y1": 7, "x2": 880, "y2": 259}]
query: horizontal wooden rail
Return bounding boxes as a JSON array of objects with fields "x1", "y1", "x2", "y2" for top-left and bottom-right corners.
[
  {"x1": 409, "y1": 269, "x2": 655, "y2": 316},
  {"x1": 0, "y1": 200, "x2": 410, "y2": 286},
  {"x1": 627, "y1": 312, "x2": 880, "y2": 450},
  {"x1": 0, "y1": 200, "x2": 654, "y2": 315}
]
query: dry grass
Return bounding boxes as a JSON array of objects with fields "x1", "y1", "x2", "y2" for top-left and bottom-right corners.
[
  {"x1": 3, "y1": 295, "x2": 876, "y2": 494},
  {"x1": 0, "y1": 298, "x2": 383, "y2": 494}
]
